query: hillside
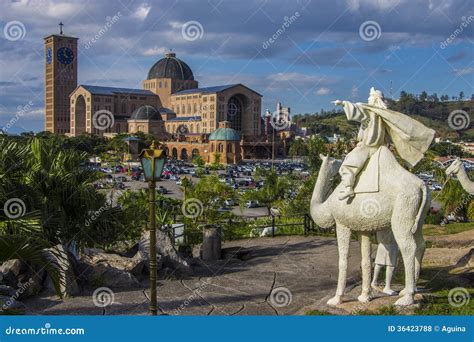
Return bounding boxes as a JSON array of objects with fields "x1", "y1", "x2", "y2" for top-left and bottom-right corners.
[{"x1": 294, "y1": 96, "x2": 473, "y2": 141}]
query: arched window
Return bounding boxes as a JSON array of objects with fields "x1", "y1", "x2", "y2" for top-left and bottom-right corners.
[
  {"x1": 193, "y1": 103, "x2": 197, "y2": 113},
  {"x1": 218, "y1": 143, "x2": 223, "y2": 153},
  {"x1": 190, "y1": 124, "x2": 194, "y2": 133},
  {"x1": 227, "y1": 144, "x2": 232, "y2": 153},
  {"x1": 159, "y1": 81, "x2": 162, "y2": 88},
  {"x1": 181, "y1": 105, "x2": 185, "y2": 113},
  {"x1": 138, "y1": 125, "x2": 144, "y2": 132},
  {"x1": 187, "y1": 104, "x2": 191, "y2": 113}
]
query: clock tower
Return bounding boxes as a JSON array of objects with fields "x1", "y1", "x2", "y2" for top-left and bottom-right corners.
[{"x1": 44, "y1": 23, "x2": 78, "y2": 134}]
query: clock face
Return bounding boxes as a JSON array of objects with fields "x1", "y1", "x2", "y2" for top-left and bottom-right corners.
[
  {"x1": 46, "y1": 48, "x2": 52, "y2": 64},
  {"x1": 57, "y1": 47, "x2": 74, "y2": 65}
]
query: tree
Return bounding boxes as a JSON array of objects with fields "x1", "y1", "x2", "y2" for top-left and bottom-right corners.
[
  {"x1": 419, "y1": 91, "x2": 428, "y2": 102},
  {"x1": 459, "y1": 91, "x2": 464, "y2": 101},
  {"x1": 243, "y1": 169, "x2": 291, "y2": 216}
]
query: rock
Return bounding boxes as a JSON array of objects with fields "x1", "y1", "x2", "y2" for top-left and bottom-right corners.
[
  {"x1": 82, "y1": 249, "x2": 147, "y2": 277},
  {"x1": 0, "y1": 295, "x2": 26, "y2": 313},
  {"x1": 425, "y1": 229, "x2": 474, "y2": 249},
  {"x1": 86, "y1": 262, "x2": 141, "y2": 289},
  {"x1": 0, "y1": 259, "x2": 24, "y2": 285},
  {"x1": 139, "y1": 230, "x2": 192, "y2": 275},
  {"x1": 0, "y1": 259, "x2": 44, "y2": 298},
  {"x1": 0, "y1": 285, "x2": 16, "y2": 297},
  {"x1": 422, "y1": 247, "x2": 471, "y2": 268},
  {"x1": 42, "y1": 245, "x2": 80, "y2": 297}
]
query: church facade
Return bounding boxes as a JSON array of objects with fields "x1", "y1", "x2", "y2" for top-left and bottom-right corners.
[{"x1": 44, "y1": 28, "x2": 288, "y2": 163}]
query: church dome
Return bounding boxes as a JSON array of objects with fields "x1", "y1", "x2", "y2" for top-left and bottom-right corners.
[
  {"x1": 147, "y1": 52, "x2": 194, "y2": 81},
  {"x1": 209, "y1": 127, "x2": 240, "y2": 141},
  {"x1": 130, "y1": 105, "x2": 162, "y2": 121}
]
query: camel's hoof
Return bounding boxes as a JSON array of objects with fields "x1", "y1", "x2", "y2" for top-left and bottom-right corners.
[
  {"x1": 382, "y1": 288, "x2": 397, "y2": 296},
  {"x1": 399, "y1": 287, "x2": 417, "y2": 296},
  {"x1": 371, "y1": 283, "x2": 379, "y2": 290},
  {"x1": 358, "y1": 293, "x2": 372, "y2": 303},
  {"x1": 394, "y1": 295, "x2": 414, "y2": 306},
  {"x1": 327, "y1": 295, "x2": 342, "y2": 306}
]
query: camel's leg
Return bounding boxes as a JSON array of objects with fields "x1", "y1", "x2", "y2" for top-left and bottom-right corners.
[
  {"x1": 391, "y1": 197, "x2": 418, "y2": 306},
  {"x1": 327, "y1": 224, "x2": 351, "y2": 306},
  {"x1": 358, "y1": 232, "x2": 372, "y2": 303},
  {"x1": 414, "y1": 223, "x2": 425, "y2": 286}
]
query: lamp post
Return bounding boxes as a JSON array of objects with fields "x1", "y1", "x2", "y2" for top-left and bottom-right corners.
[{"x1": 139, "y1": 141, "x2": 166, "y2": 315}]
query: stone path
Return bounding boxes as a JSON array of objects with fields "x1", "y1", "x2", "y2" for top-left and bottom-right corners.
[{"x1": 25, "y1": 236, "x2": 362, "y2": 315}]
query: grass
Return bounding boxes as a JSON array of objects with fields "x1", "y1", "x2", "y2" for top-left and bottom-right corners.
[
  {"x1": 422, "y1": 222, "x2": 474, "y2": 236},
  {"x1": 305, "y1": 309, "x2": 332, "y2": 315}
]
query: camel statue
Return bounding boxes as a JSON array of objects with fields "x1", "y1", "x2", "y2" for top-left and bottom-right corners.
[
  {"x1": 310, "y1": 148, "x2": 430, "y2": 306},
  {"x1": 446, "y1": 158, "x2": 474, "y2": 194}
]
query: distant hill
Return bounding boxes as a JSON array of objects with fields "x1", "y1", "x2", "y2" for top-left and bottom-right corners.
[{"x1": 294, "y1": 96, "x2": 473, "y2": 141}]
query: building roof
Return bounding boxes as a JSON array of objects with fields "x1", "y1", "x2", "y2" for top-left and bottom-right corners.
[
  {"x1": 147, "y1": 52, "x2": 194, "y2": 81},
  {"x1": 129, "y1": 105, "x2": 162, "y2": 121},
  {"x1": 173, "y1": 83, "x2": 262, "y2": 96},
  {"x1": 166, "y1": 116, "x2": 201, "y2": 122},
  {"x1": 209, "y1": 127, "x2": 240, "y2": 141},
  {"x1": 79, "y1": 85, "x2": 156, "y2": 96}
]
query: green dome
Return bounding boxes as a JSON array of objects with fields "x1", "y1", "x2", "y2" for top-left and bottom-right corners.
[{"x1": 209, "y1": 127, "x2": 240, "y2": 141}]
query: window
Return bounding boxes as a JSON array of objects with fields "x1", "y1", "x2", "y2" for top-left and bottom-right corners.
[
  {"x1": 227, "y1": 144, "x2": 232, "y2": 153},
  {"x1": 218, "y1": 143, "x2": 223, "y2": 153},
  {"x1": 122, "y1": 103, "x2": 126, "y2": 113},
  {"x1": 193, "y1": 103, "x2": 197, "y2": 113},
  {"x1": 159, "y1": 81, "x2": 162, "y2": 88},
  {"x1": 187, "y1": 104, "x2": 191, "y2": 113}
]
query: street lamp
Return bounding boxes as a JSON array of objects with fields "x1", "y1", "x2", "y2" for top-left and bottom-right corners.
[{"x1": 139, "y1": 141, "x2": 166, "y2": 315}]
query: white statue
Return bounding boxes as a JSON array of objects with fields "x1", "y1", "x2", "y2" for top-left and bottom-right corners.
[
  {"x1": 446, "y1": 158, "x2": 474, "y2": 194},
  {"x1": 311, "y1": 87, "x2": 435, "y2": 306},
  {"x1": 371, "y1": 230, "x2": 398, "y2": 295}
]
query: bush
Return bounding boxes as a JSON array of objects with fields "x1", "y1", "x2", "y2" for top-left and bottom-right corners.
[{"x1": 425, "y1": 211, "x2": 444, "y2": 225}]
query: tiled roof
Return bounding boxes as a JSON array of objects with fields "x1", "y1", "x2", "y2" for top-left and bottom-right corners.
[
  {"x1": 166, "y1": 116, "x2": 201, "y2": 122},
  {"x1": 80, "y1": 85, "x2": 156, "y2": 96},
  {"x1": 173, "y1": 84, "x2": 240, "y2": 95}
]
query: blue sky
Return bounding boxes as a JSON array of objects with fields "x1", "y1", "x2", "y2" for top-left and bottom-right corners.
[{"x1": 0, "y1": 0, "x2": 473, "y2": 133}]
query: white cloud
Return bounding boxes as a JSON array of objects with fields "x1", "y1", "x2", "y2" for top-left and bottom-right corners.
[
  {"x1": 132, "y1": 3, "x2": 151, "y2": 20},
  {"x1": 454, "y1": 67, "x2": 474, "y2": 76},
  {"x1": 315, "y1": 87, "x2": 331, "y2": 95},
  {"x1": 142, "y1": 46, "x2": 167, "y2": 56}
]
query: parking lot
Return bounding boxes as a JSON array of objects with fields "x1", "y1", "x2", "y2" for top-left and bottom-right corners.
[{"x1": 94, "y1": 159, "x2": 309, "y2": 218}]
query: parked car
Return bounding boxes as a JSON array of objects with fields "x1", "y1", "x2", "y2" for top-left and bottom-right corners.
[
  {"x1": 246, "y1": 200, "x2": 259, "y2": 208},
  {"x1": 224, "y1": 199, "x2": 236, "y2": 206}
]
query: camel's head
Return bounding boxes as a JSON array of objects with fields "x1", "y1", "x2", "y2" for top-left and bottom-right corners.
[
  {"x1": 319, "y1": 154, "x2": 342, "y2": 178},
  {"x1": 446, "y1": 158, "x2": 462, "y2": 176}
]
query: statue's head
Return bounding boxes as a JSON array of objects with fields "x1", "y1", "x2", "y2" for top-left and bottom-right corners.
[
  {"x1": 319, "y1": 154, "x2": 342, "y2": 177},
  {"x1": 368, "y1": 87, "x2": 388, "y2": 109}
]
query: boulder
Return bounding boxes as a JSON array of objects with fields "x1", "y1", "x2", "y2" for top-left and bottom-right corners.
[
  {"x1": 42, "y1": 245, "x2": 80, "y2": 297},
  {"x1": 0, "y1": 295, "x2": 26, "y2": 313},
  {"x1": 0, "y1": 259, "x2": 44, "y2": 298},
  {"x1": 86, "y1": 262, "x2": 141, "y2": 289},
  {"x1": 82, "y1": 248, "x2": 147, "y2": 277},
  {"x1": 139, "y1": 230, "x2": 192, "y2": 275}
]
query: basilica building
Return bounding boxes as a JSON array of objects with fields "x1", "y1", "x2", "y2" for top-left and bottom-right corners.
[{"x1": 44, "y1": 28, "x2": 287, "y2": 163}]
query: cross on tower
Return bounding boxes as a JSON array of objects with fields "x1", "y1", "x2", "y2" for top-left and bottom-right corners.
[{"x1": 59, "y1": 22, "x2": 64, "y2": 35}]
